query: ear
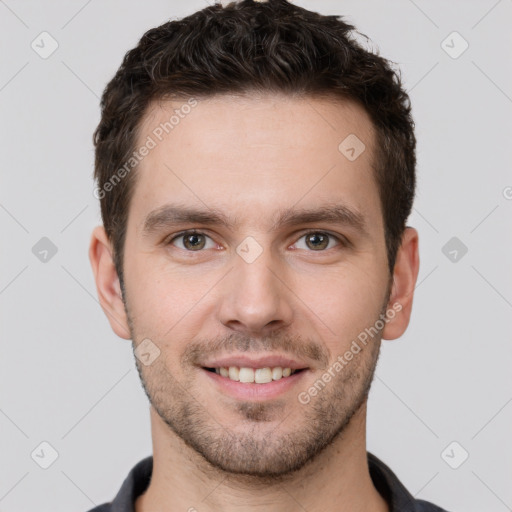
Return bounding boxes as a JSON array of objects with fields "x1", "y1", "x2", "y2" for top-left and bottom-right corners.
[
  {"x1": 88, "y1": 225, "x2": 131, "y2": 340},
  {"x1": 381, "y1": 227, "x2": 420, "y2": 340}
]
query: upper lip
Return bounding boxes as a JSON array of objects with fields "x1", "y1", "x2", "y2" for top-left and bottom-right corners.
[{"x1": 200, "y1": 354, "x2": 310, "y2": 370}]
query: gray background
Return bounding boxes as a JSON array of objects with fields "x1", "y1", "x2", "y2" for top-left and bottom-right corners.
[{"x1": 1, "y1": 0, "x2": 511, "y2": 511}]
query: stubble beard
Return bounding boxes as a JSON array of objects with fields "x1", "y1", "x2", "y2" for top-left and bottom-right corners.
[{"x1": 124, "y1": 296, "x2": 386, "y2": 484}]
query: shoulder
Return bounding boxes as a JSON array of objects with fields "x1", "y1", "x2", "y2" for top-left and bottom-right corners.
[
  {"x1": 367, "y1": 452, "x2": 452, "y2": 512},
  {"x1": 81, "y1": 455, "x2": 153, "y2": 512}
]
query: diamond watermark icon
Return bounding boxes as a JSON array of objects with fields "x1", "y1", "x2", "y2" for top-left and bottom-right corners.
[
  {"x1": 441, "y1": 31, "x2": 469, "y2": 59},
  {"x1": 441, "y1": 441, "x2": 469, "y2": 469},
  {"x1": 442, "y1": 236, "x2": 468, "y2": 263},
  {"x1": 338, "y1": 134, "x2": 366, "y2": 161},
  {"x1": 134, "y1": 338, "x2": 161, "y2": 366},
  {"x1": 31, "y1": 31, "x2": 59, "y2": 59},
  {"x1": 236, "y1": 236, "x2": 263, "y2": 263},
  {"x1": 31, "y1": 441, "x2": 59, "y2": 469},
  {"x1": 32, "y1": 237, "x2": 58, "y2": 263}
]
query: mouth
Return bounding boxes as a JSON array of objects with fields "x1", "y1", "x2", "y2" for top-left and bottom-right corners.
[
  {"x1": 200, "y1": 364, "x2": 309, "y2": 401},
  {"x1": 202, "y1": 366, "x2": 306, "y2": 384}
]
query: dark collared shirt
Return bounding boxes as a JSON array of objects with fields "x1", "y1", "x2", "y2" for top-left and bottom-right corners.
[{"x1": 86, "y1": 452, "x2": 450, "y2": 512}]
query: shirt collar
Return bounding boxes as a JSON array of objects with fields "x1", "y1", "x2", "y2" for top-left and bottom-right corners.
[{"x1": 108, "y1": 452, "x2": 424, "y2": 512}]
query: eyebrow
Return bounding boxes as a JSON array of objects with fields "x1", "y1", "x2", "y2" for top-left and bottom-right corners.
[{"x1": 141, "y1": 202, "x2": 369, "y2": 238}]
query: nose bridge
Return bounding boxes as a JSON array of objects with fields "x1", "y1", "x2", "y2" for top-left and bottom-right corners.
[{"x1": 218, "y1": 236, "x2": 293, "y2": 333}]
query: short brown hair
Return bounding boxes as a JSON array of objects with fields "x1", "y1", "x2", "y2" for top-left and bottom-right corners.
[{"x1": 93, "y1": 0, "x2": 416, "y2": 294}]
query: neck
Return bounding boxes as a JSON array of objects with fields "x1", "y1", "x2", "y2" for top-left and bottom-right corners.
[{"x1": 135, "y1": 401, "x2": 389, "y2": 512}]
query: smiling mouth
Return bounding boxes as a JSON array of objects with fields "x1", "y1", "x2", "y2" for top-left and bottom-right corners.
[{"x1": 202, "y1": 366, "x2": 305, "y2": 384}]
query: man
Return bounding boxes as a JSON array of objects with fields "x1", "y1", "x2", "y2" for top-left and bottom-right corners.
[{"x1": 88, "y1": 1, "x2": 449, "y2": 511}]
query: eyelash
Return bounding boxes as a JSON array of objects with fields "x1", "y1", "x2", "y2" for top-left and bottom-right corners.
[{"x1": 166, "y1": 229, "x2": 346, "y2": 252}]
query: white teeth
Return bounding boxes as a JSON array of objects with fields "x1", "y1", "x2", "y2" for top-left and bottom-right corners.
[
  {"x1": 211, "y1": 366, "x2": 299, "y2": 383},
  {"x1": 239, "y1": 367, "x2": 255, "y2": 383},
  {"x1": 254, "y1": 367, "x2": 273, "y2": 384},
  {"x1": 228, "y1": 366, "x2": 240, "y2": 381},
  {"x1": 272, "y1": 367, "x2": 283, "y2": 380}
]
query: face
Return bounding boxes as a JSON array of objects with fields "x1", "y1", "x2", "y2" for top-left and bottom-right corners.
[{"x1": 91, "y1": 93, "x2": 417, "y2": 480}]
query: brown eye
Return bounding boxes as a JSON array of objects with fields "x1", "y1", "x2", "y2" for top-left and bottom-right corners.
[
  {"x1": 169, "y1": 231, "x2": 215, "y2": 251},
  {"x1": 183, "y1": 233, "x2": 206, "y2": 250},
  {"x1": 305, "y1": 232, "x2": 329, "y2": 250},
  {"x1": 294, "y1": 231, "x2": 341, "y2": 251}
]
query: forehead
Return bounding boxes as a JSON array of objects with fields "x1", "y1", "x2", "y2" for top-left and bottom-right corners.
[
  {"x1": 139, "y1": 93, "x2": 375, "y2": 158},
  {"x1": 130, "y1": 93, "x2": 381, "y2": 234}
]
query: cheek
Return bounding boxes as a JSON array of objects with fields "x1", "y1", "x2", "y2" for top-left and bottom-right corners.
[
  {"x1": 125, "y1": 256, "x2": 218, "y2": 341},
  {"x1": 301, "y1": 264, "x2": 386, "y2": 343}
]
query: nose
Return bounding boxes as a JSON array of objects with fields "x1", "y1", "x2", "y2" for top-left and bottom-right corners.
[{"x1": 216, "y1": 244, "x2": 294, "y2": 336}]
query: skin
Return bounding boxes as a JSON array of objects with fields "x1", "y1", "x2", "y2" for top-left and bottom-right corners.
[{"x1": 89, "y1": 93, "x2": 419, "y2": 512}]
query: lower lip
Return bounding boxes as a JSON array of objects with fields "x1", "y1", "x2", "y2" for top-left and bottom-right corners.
[{"x1": 201, "y1": 368, "x2": 309, "y2": 401}]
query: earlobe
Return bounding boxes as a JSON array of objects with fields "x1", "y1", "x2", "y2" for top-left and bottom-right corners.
[
  {"x1": 381, "y1": 227, "x2": 420, "y2": 341},
  {"x1": 88, "y1": 225, "x2": 131, "y2": 340}
]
